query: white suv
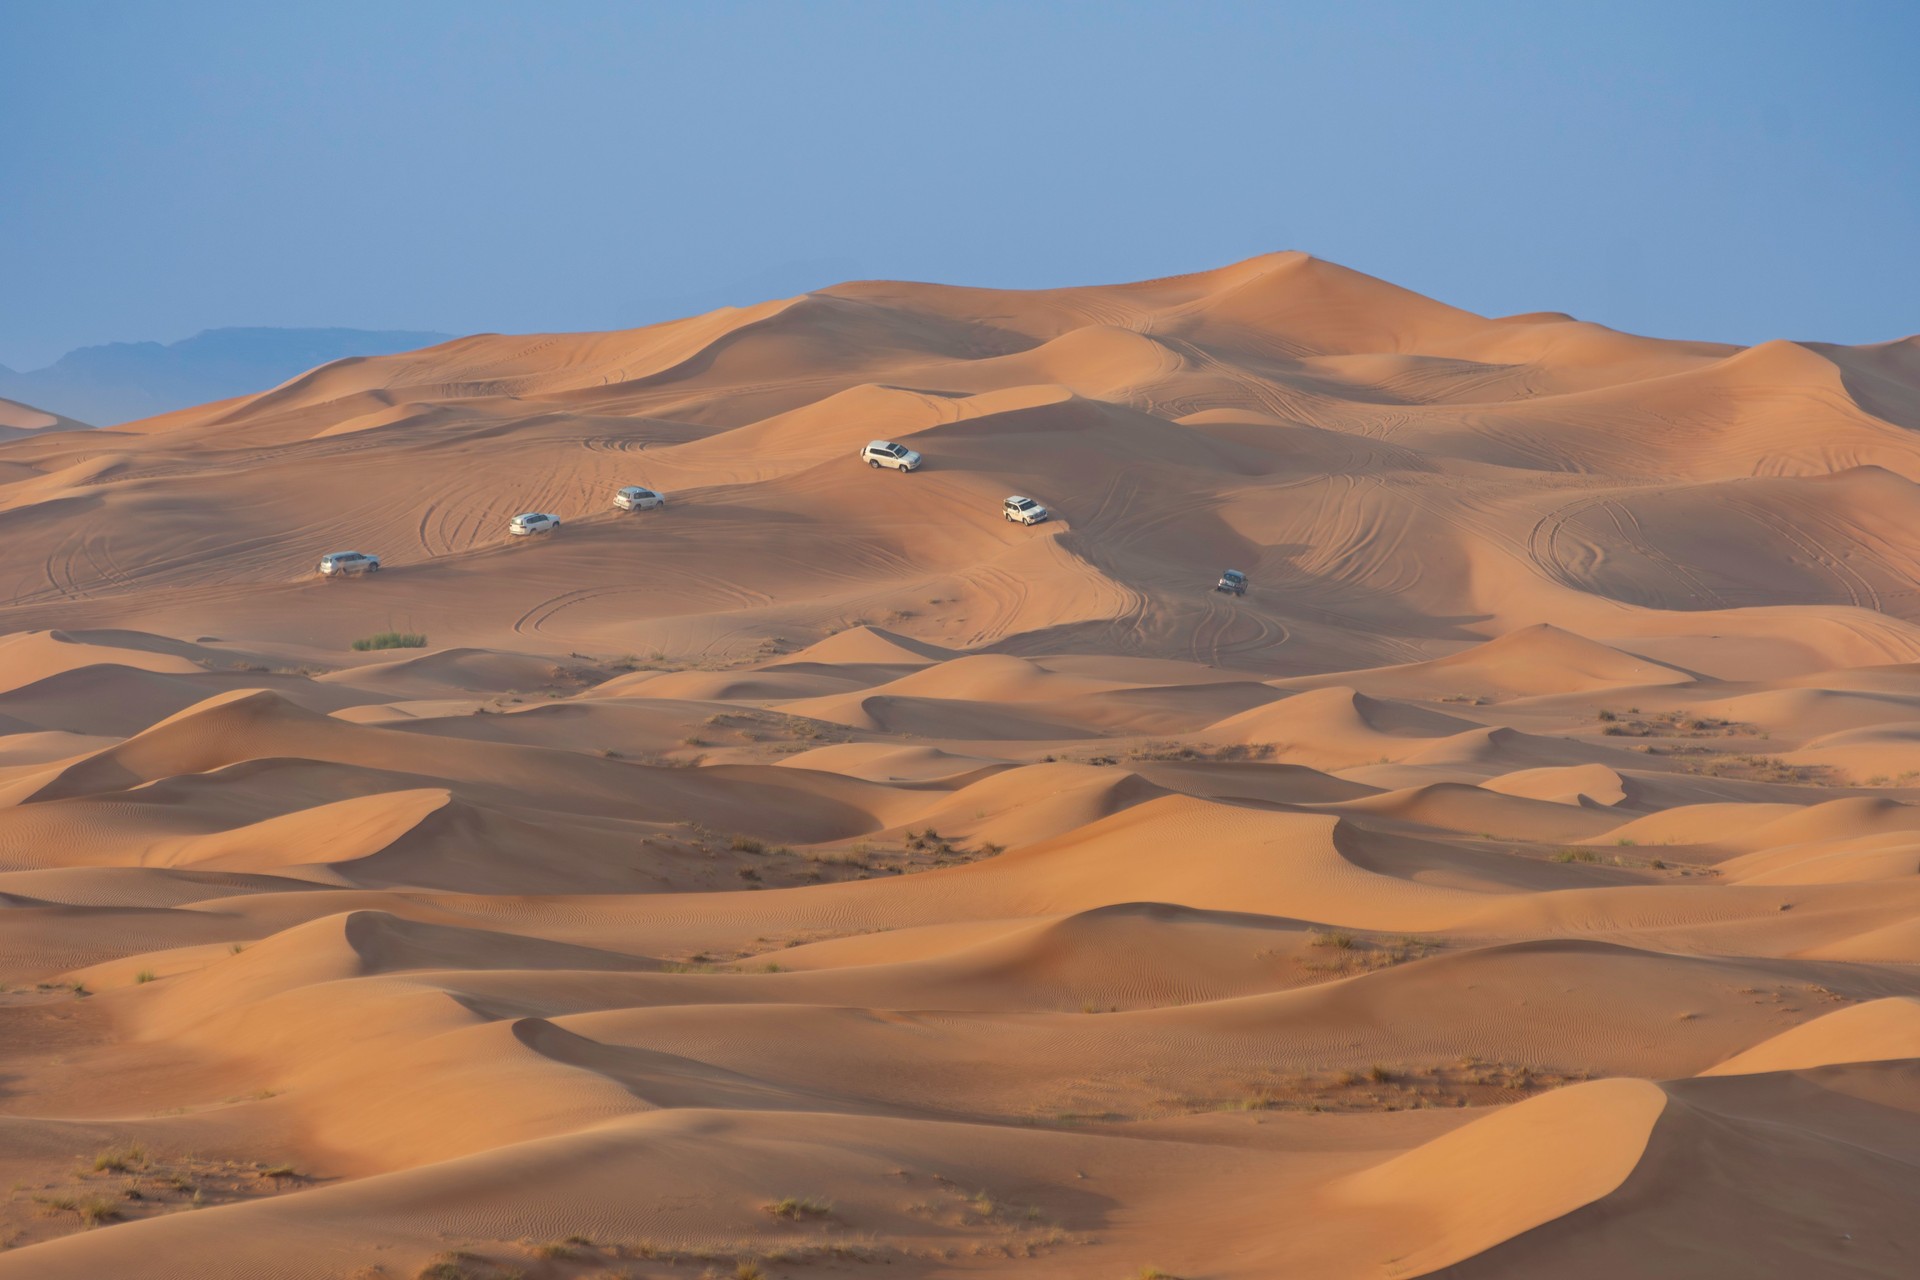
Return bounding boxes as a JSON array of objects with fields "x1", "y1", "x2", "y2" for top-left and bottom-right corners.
[
  {"x1": 1003, "y1": 496, "x2": 1050, "y2": 525},
  {"x1": 510, "y1": 512, "x2": 561, "y2": 536},
  {"x1": 860, "y1": 440, "x2": 922, "y2": 472},
  {"x1": 614, "y1": 486, "x2": 666, "y2": 511},
  {"x1": 318, "y1": 550, "x2": 381, "y2": 577}
]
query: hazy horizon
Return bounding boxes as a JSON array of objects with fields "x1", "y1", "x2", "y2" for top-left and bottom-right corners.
[{"x1": 3, "y1": 1, "x2": 1916, "y2": 370}]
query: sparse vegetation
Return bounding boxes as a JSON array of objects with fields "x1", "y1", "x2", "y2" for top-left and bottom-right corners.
[
  {"x1": 35, "y1": 1194, "x2": 121, "y2": 1226},
  {"x1": 1222, "y1": 1087, "x2": 1278, "y2": 1111},
  {"x1": 1295, "y1": 931, "x2": 1438, "y2": 977},
  {"x1": 1197, "y1": 1055, "x2": 1584, "y2": 1117},
  {"x1": 1123, "y1": 741, "x2": 1275, "y2": 763},
  {"x1": 92, "y1": 1144, "x2": 146, "y2": 1173},
  {"x1": 1593, "y1": 708, "x2": 1752, "y2": 740},
  {"x1": 764, "y1": 1195, "x2": 833, "y2": 1220},
  {"x1": 351, "y1": 631, "x2": 428, "y2": 651},
  {"x1": 1672, "y1": 752, "x2": 1838, "y2": 785}
]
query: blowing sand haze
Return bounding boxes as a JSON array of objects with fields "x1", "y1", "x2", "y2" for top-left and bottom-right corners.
[{"x1": 0, "y1": 253, "x2": 1915, "y2": 1278}]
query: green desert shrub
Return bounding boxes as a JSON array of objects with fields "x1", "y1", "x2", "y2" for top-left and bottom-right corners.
[{"x1": 351, "y1": 631, "x2": 428, "y2": 651}]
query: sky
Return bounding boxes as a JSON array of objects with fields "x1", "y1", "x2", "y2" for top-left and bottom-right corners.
[{"x1": 2, "y1": 0, "x2": 1916, "y2": 369}]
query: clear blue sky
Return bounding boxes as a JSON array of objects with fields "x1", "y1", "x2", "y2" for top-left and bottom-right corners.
[{"x1": 2, "y1": 0, "x2": 1915, "y2": 369}]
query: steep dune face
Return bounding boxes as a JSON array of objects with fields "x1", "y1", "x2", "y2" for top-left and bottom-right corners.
[
  {"x1": 1327, "y1": 1078, "x2": 1668, "y2": 1276},
  {"x1": 0, "y1": 257, "x2": 1916, "y2": 1277},
  {"x1": 1700, "y1": 998, "x2": 1920, "y2": 1075},
  {"x1": 1435, "y1": 1070, "x2": 1920, "y2": 1280}
]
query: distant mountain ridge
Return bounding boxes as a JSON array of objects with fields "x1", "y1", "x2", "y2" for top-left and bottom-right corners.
[{"x1": 0, "y1": 327, "x2": 452, "y2": 426}]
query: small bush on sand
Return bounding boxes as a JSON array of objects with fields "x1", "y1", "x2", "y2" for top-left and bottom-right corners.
[
  {"x1": 93, "y1": 1144, "x2": 146, "y2": 1173},
  {"x1": 764, "y1": 1195, "x2": 833, "y2": 1220},
  {"x1": 79, "y1": 1197, "x2": 120, "y2": 1225},
  {"x1": 351, "y1": 631, "x2": 428, "y2": 651}
]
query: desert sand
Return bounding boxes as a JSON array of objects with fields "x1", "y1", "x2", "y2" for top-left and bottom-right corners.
[
  {"x1": 0, "y1": 396, "x2": 90, "y2": 441},
  {"x1": 0, "y1": 252, "x2": 1914, "y2": 1278}
]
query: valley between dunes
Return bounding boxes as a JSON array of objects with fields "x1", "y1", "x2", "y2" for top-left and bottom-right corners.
[{"x1": 0, "y1": 252, "x2": 1916, "y2": 1278}]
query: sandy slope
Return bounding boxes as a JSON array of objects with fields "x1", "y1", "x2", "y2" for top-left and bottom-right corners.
[
  {"x1": 0, "y1": 396, "x2": 92, "y2": 439},
  {"x1": 0, "y1": 253, "x2": 1914, "y2": 1278}
]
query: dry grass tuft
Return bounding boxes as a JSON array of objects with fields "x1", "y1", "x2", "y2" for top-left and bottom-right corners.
[
  {"x1": 92, "y1": 1144, "x2": 147, "y2": 1173},
  {"x1": 764, "y1": 1194, "x2": 833, "y2": 1220}
]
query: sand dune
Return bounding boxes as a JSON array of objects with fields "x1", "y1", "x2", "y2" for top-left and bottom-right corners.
[
  {"x1": 0, "y1": 395, "x2": 91, "y2": 438},
  {"x1": 1329, "y1": 1078, "x2": 1667, "y2": 1276},
  {"x1": 0, "y1": 254, "x2": 1914, "y2": 1276},
  {"x1": 1701, "y1": 997, "x2": 1920, "y2": 1075}
]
